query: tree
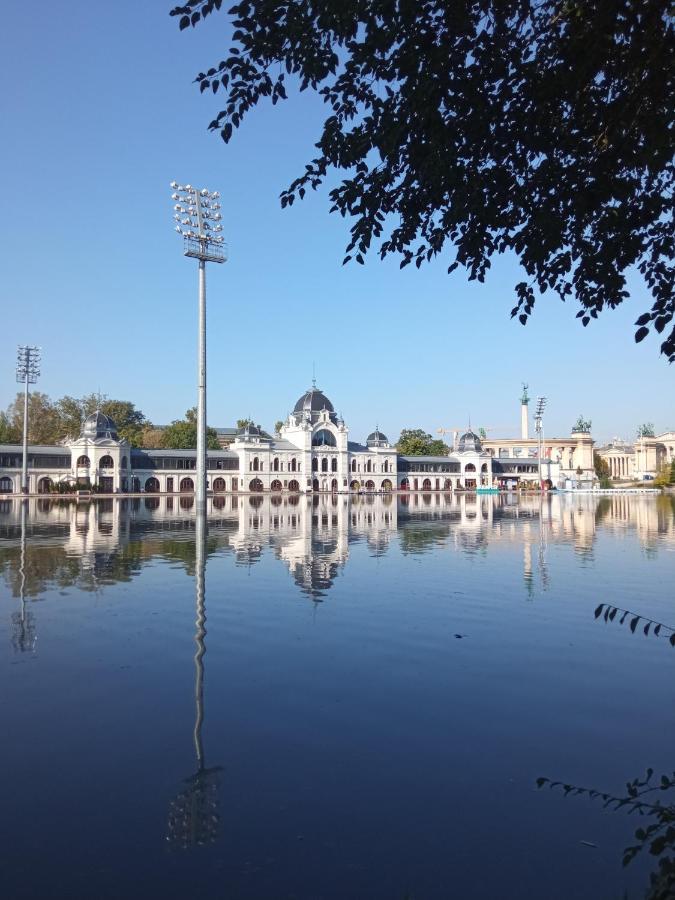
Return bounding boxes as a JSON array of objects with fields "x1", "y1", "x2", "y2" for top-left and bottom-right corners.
[
  {"x1": 172, "y1": 0, "x2": 675, "y2": 361},
  {"x1": 99, "y1": 400, "x2": 146, "y2": 446},
  {"x1": 56, "y1": 396, "x2": 85, "y2": 440},
  {"x1": 594, "y1": 451, "x2": 611, "y2": 487},
  {"x1": 396, "y1": 428, "x2": 448, "y2": 456},
  {"x1": 139, "y1": 426, "x2": 167, "y2": 449},
  {"x1": 671, "y1": 458, "x2": 675, "y2": 485},
  {"x1": 6, "y1": 392, "x2": 63, "y2": 445},
  {"x1": 0, "y1": 411, "x2": 18, "y2": 444},
  {"x1": 163, "y1": 409, "x2": 221, "y2": 450},
  {"x1": 236, "y1": 418, "x2": 252, "y2": 429}
]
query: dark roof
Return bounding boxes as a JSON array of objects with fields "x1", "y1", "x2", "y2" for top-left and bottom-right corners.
[
  {"x1": 457, "y1": 430, "x2": 482, "y2": 452},
  {"x1": 82, "y1": 410, "x2": 118, "y2": 441},
  {"x1": 366, "y1": 428, "x2": 389, "y2": 447},
  {"x1": 293, "y1": 386, "x2": 337, "y2": 424}
]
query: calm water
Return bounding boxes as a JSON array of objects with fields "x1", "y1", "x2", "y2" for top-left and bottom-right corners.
[{"x1": 1, "y1": 493, "x2": 674, "y2": 900}]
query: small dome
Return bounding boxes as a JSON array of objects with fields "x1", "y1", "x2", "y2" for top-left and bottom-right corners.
[
  {"x1": 457, "y1": 430, "x2": 482, "y2": 452},
  {"x1": 293, "y1": 386, "x2": 337, "y2": 424},
  {"x1": 366, "y1": 428, "x2": 389, "y2": 447},
  {"x1": 82, "y1": 410, "x2": 118, "y2": 441}
]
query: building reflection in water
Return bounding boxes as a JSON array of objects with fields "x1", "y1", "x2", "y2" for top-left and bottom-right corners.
[
  {"x1": 166, "y1": 512, "x2": 222, "y2": 849},
  {"x1": 0, "y1": 493, "x2": 673, "y2": 606}
]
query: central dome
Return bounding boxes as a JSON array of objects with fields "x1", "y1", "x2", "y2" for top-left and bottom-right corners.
[{"x1": 293, "y1": 387, "x2": 337, "y2": 424}]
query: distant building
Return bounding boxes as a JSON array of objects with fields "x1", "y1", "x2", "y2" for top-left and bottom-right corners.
[{"x1": 596, "y1": 431, "x2": 675, "y2": 481}]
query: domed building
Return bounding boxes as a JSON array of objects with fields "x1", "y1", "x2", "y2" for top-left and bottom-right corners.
[{"x1": 1, "y1": 384, "x2": 511, "y2": 495}]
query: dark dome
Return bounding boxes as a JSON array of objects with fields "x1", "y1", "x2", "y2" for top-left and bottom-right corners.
[
  {"x1": 366, "y1": 428, "x2": 389, "y2": 447},
  {"x1": 82, "y1": 410, "x2": 118, "y2": 441},
  {"x1": 457, "y1": 430, "x2": 482, "y2": 452},
  {"x1": 293, "y1": 386, "x2": 337, "y2": 424}
]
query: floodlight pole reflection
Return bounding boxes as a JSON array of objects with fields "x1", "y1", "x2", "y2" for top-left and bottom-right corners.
[
  {"x1": 16, "y1": 346, "x2": 41, "y2": 495},
  {"x1": 170, "y1": 183, "x2": 226, "y2": 514}
]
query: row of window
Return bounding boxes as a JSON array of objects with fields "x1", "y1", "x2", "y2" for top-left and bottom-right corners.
[{"x1": 0, "y1": 454, "x2": 71, "y2": 468}]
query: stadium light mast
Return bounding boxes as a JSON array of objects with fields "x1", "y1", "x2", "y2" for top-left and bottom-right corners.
[
  {"x1": 534, "y1": 397, "x2": 547, "y2": 490},
  {"x1": 16, "y1": 346, "x2": 41, "y2": 495},
  {"x1": 170, "y1": 182, "x2": 226, "y2": 514}
]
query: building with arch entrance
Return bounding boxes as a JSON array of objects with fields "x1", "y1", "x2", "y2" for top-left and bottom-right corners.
[{"x1": 0, "y1": 386, "x2": 564, "y2": 494}]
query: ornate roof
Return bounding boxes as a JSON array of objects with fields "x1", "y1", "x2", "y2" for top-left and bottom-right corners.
[
  {"x1": 457, "y1": 430, "x2": 482, "y2": 452},
  {"x1": 81, "y1": 410, "x2": 118, "y2": 441},
  {"x1": 293, "y1": 386, "x2": 337, "y2": 424},
  {"x1": 366, "y1": 427, "x2": 389, "y2": 448}
]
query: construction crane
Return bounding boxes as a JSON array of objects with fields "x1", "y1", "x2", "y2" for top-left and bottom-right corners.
[{"x1": 437, "y1": 426, "x2": 466, "y2": 450}]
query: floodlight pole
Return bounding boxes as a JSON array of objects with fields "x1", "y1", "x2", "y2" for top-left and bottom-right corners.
[
  {"x1": 16, "y1": 346, "x2": 40, "y2": 495},
  {"x1": 197, "y1": 257, "x2": 207, "y2": 514},
  {"x1": 170, "y1": 182, "x2": 226, "y2": 516}
]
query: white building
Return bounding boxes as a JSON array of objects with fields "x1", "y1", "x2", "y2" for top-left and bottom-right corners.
[{"x1": 0, "y1": 385, "x2": 560, "y2": 495}]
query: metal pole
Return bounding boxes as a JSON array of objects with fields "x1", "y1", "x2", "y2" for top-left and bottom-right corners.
[
  {"x1": 21, "y1": 361, "x2": 29, "y2": 495},
  {"x1": 197, "y1": 258, "x2": 207, "y2": 514}
]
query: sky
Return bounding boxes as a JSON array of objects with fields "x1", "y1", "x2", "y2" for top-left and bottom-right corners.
[{"x1": 1, "y1": 1, "x2": 672, "y2": 446}]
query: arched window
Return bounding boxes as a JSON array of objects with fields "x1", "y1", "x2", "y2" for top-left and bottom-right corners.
[
  {"x1": 321, "y1": 458, "x2": 328, "y2": 472},
  {"x1": 365, "y1": 480, "x2": 375, "y2": 491},
  {"x1": 38, "y1": 477, "x2": 52, "y2": 494},
  {"x1": 271, "y1": 479, "x2": 282, "y2": 491},
  {"x1": 422, "y1": 478, "x2": 432, "y2": 490},
  {"x1": 382, "y1": 479, "x2": 393, "y2": 492},
  {"x1": 0, "y1": 476, "x2": 13, "y2": 493},
  {"x1": 288, "y1": 479, "x2": 300, "y2": 492},
  {"x1": 252, "y1": 457, "x2": 259, "y2": 472},
  {"x1": 121, "y1": 455, "x2": 127, "y2": 469},
  {"x1": 383, "y1": 460, "x2": 389, "y2": 473},
  {"x1": 213, "y1": 477, "x2": 226, "y2": 492},
  {"x1": 249, "y1": 478, "x2": 263, "y2": 492},
  {"x1": 399, "y1": 477, "x2": 409, "y2": 491},
  {"x1": 366, "y1": 459, "x2": 372, "y2": 473},
  {"x1": 145, "y1": 477, "x2": 160, "y2": 493},
  {"x1": 290, "y1": 458, "x2": 297, "y2": 472},
  {"x1": 312, "y1": 478, "x2": 320, "y2": 491},
  {"x1": 312, "y1": 429, "x2": 336, "y2": 447},
  {"x1": 312, "y1": 458, "x2": 318, "y2": 472},
  {"x1": 481, "y1": 463, "x2": 488, "y2": 473},
  {"x1": 331, "y1": 478, "x2": 338, "y2": 492},
  {"x1": 465, "y1": 463, "x2": 476, "y2": 473},
  {"x1": 331, "y1": 458, "x2": 337, "y2": 472},
  {"x1": 99, "y1": 455, "x2": 114, "y2": 469},
  {"x1": 273, "y1": 457, "x2": 279, "y2": 472},
  {"x1": 351, "y1": 459, "x2": 356, "y2": 472},
  {"x1": 77, "y1": 455, "x2": 90, "y2": 468},
  {"x1": 350, "y1": 480, "x2": 360, "y2": 491},
  {"x1": 179, "y1": 477, "x2": 194, "y2": 492}
]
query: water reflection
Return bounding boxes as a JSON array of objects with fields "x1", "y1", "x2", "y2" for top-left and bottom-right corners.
[
  {"x1": 167, "y1": 513, "x2": 222, "y2": 849},
  {"x1": 1, "y1": 493, "x2": 674, "y2": 608}
]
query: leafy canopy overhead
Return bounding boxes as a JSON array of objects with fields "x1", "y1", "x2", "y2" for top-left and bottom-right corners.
[{"x1": 171, "y1": 0, "x2": 675, "y2": 360}]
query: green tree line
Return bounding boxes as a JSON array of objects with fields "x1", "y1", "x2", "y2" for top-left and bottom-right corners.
[{"x1": 0, "y1": 393, "x2": 220, "y2": 450}]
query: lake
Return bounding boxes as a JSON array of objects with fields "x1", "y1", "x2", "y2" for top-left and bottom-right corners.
[{"x1": 1, "y1": 492, "x2": 674, "y2": 899}]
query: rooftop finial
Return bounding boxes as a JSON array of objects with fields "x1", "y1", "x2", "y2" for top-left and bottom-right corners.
[{"x1": 312, "y1": 361, "x2": 316, "y2": 389}]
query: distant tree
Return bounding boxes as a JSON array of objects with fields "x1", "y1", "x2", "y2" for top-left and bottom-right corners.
[
  {"x1": 397, "y1": 429, "x2": 448, "y2": 456},
  {"x1": 594, "y1": 452, "x2": 612, "y2": 488},
  {"x1": 172, "y1": 0, "x2": 675, "y2": 360},
  {"x1": 671, "y1": 458, "x2": 675, "y2": 485},
  {"x1": 6, "y1": 392, "x2": 62, "y2": 445},
  {"x1": 98, "y1": 400, "x2": 146, "y2": 446},
  {"x1": 139, "y1": 426, "x2": 167, "y2": 449},
  {"x1": 236, "y1": 418, "x2": 253, "y2": 429},
  {"x1": 56, "y1": 395, "x2": 85, "y2": 439},
  {"x1": 163, "y1": 409, "x2": 220, "y2": 450},
  {"x1": 0, "y1": 411, "x2": 18, "y2": 444}
]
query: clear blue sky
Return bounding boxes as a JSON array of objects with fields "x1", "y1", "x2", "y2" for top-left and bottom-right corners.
[{"x1": 1, "y1": 1, "x2": 672, "y2": 445}]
